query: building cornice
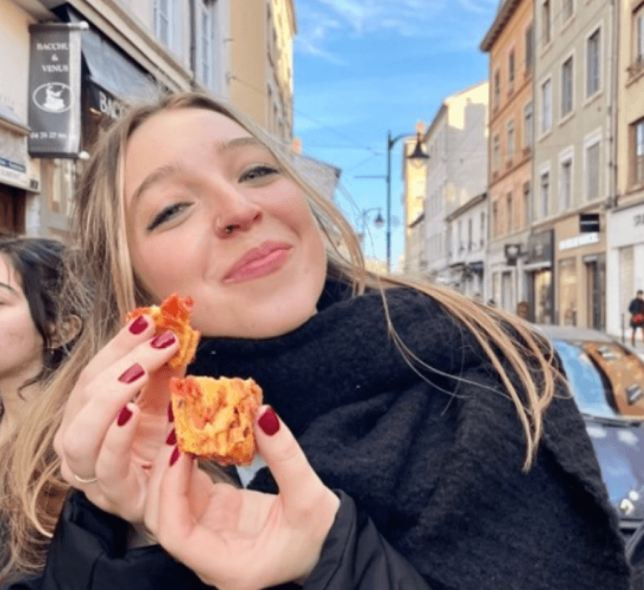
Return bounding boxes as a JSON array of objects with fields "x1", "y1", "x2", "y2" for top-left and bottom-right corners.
[{"x1": 480, "y1": 0, "x2": 524, "y2": 53}]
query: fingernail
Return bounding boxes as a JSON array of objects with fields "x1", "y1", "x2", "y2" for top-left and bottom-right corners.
[
  {"x1": 118, "y1": 363, "x2": 145, "y2": 384},
  {"x1": 129, "y1": 316, "x2": 148, "y2": 335},
  {"x1": 258, "y1": 407, "x2": 280, "y2": 436},
  {"x1": 117, "y1": 405, "x2": 133, "y2": 426},
  {"x1": 150, "y1": 331, "x2": 176, "y2": 349},
  {"x1": 167, "y1": 401, "x2": 174, "y2": 423},
  {"x1": 166, "y1": 429, "x2": 176, "y2": 445},
  {"x1": 170, "y1": 446, "x2": 180, "y2": 466}
]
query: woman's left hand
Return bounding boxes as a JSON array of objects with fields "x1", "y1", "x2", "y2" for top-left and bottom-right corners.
[{"x1": 144, "y1": 406, "x2": 340, "y2": 590}]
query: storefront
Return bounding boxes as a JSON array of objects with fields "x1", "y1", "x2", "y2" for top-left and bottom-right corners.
[
  {"x1": 0, "y1": 106, "x2": 39, "y2": 235},
  {"x1": 524, "y1": 230, "x2": 554, "y2": 324},
  {"x1": 554, "y1": 213, "x2": 606, "y2": 330},
  {"x1": 606, "y1": 201, "x2": 644, "y2": 338}
]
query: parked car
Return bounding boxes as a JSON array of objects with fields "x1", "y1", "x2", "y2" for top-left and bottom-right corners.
[{"x1": 535, "y1": 325, "x2": 644, "y2": 538}]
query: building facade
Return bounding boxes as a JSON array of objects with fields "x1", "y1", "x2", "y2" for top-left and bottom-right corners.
[
  {"x1": 530, "y1": 0, "x2": 616, "y2": 330},
  {"x1": 406, "y1": 81, "x2": 488, "y2": 287},
  {"x1": 480, "y1": 0, "x2": 534, "y2": 316},
  {"x1": 0, "y1": 0, "x2": 295, "y2": 238},
  {"x1": 606, "y1": 0, "x2": 644, "y2": 338}
]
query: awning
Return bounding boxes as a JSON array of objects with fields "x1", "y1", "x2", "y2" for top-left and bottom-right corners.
[{"x1": 63, "y1": 6, "x2": 159, "y2": 104}]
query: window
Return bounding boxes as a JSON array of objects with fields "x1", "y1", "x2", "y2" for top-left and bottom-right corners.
[
  {"x1": 493, "y1": 134, "x2": 501, "y2": 173},
  {"x1": 636, "y1": 11, "x2": 644, "y2": 64},
  {"x1": 541, "y1": 79, "x2": 552, "y2": 134},
  {"x1": 525, "y1": 24, "x2": 534, "y2": 72},
  {"x1": 494, "y1": 70, "x2": 501, "y2": 109},
  {"x1": 542, "y1": 0, "x2": 551, "y2": 47},
  {"x1": 468, "y1": 218, "x2": 473, "y2": 250},
  {"x1": 563, "y1": 0, "x2": 574, "y2": 22},
  {"x1": 560, "y1": 157, "x2": 572, "y2": 210},
  {"x1": 480, "y1": 212, "x2": 485, "y2": 245},
  {"x1": 561, "y1": 56, "x2": 573, "y2": 117},
  {"x1": 560, "y1": 257, "x2": 577, "y2": 326},
  {"x1": 506, "y1": 193, "x2": 513, "y2": 233},
  {"x1": 631, "y1": 118, "x2": 644, "y2": 186},
  {"x1": 508, "y1": 49, "x2": 516, "y2": 87},
  {"x1": 587, "y1": 28, "x2": 601, "y2": 98},
  {"x1": 197, "y1": 0, "x2": 214, "y2": 87},
  {"x1": 492, "y1": 202, "x2": 499, "y2": 238},
  {"x1": 154, "y1": 0, "x2": 179, "y2": 52},
  {"x1": 523, "y1": 181, "x2": 531, "y2": 227},
  {"x1": 540, "y1": 170, "x2": 550, "y2": 218},
  {"x1": 458, "y1": 220, "x2": 463, "y2": 252},
  {"x1": 524, "y1": 102, "x2": 534, "y2": 148},
  {"x1": 585, "y1": 140, "x2": 600, "y2": 200},
  {"x1": 507, "y1": 120, "x2": 516, "y2": 160}
]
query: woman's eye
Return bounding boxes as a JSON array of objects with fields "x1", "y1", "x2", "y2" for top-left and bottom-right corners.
[
  {"x1": 239, "y1": 164, "x2": 280, "y2": 183},
  {"x1": 147, "y1": 202, "x2": 191, "y2": 231}
]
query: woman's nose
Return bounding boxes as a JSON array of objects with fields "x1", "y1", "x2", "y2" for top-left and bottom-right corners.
[{"x1": 213, "y1": 196, "x2": 262, "y2": 238}]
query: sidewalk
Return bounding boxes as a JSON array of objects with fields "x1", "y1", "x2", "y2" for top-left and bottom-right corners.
[{"x1": 610, "y1": 333, "x2": 644, "y2": 357}]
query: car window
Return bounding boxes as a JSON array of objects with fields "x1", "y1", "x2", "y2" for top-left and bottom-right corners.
[
  {"x1": 586, "y1": 421, "x2": 644, "y2": 510},
  {"x1": 552, "y1": 341, "x2": 619, "y2": 418}
]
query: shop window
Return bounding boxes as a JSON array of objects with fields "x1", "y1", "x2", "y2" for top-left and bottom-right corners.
[
  {"x1": 535, "y1": 269, "x2": 553, "y2": 324},
  {"x1": 631, "y1": 117, "x2": 644, "y2": 187},
  {"x1": 559, "y1": 257, "x2": 577, "y2": 326}
]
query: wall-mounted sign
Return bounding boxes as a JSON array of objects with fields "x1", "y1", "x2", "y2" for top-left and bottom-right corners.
[
  {"x1": 580, "y1": 212, "x2": 600, "y2": 233},
  {"x1": 504, "y1": 243, "x2": 522, "y2": 266},
  {"x1": 559, "y1": 232, "x2": 599, "y2": 251},
  {"x1": 526, "y1": 230, "x2": 554, "y2": 264},
  {"x1": 28, "y1": 23, "x2": 83, "y2": 157}
]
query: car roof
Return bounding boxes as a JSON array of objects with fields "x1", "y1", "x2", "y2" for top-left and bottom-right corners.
[{"x1": 533, "y1": 324, "x2": 617, "y2": 343}]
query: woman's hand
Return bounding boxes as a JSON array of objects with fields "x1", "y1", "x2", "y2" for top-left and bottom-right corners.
[
  {"x1": 54, "y1": 315, "x2": 184, "y2": 523},
  {"x1": 145, "y1": 406, "x2": 341, "y2": 590}
]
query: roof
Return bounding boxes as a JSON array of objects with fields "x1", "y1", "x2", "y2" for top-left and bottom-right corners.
[{"x1": 480, "y1": 0, "x2": 524, "y2": 52}]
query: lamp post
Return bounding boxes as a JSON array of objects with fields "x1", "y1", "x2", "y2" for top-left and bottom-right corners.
[
  {"x1": 359, "y1": 207, "x2": 385, "y2": 251},
  {"x1": 385, "y1": 130, "x2": 429, "y2": 273}
]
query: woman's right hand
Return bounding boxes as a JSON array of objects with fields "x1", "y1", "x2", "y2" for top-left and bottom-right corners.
[{"x1": 53, "y1": 315, "x2": 184, "y2": 523}]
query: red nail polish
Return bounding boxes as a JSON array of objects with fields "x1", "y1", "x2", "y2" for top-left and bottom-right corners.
[
  {"x1": 170, "y1": 446, "x2": 180, "y2": 466},
  {"x1": 129, "y1": 316, "x2": 148, "y2": 335},
  {"x1": 166, "y1": 429, "x2": 176, "y2": 445},
  {"x1": 118, "y1": 363, "x2": 145, "y2": 384},
  {"x1": 117, "y1": 405, "x2": 133, "y2": 426},
  {"x1": 167, "y1": 401, "x2": 174, "y2": 423},
  {"x1": 150, "y1": 331, "x2": 176, "y2": 349},
  {"x1": 258, "y1": 407, "x2": 280, "y2": 436}
]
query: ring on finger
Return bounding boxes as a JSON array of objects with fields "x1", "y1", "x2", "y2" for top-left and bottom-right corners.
[{"x1": 72, "y1": 472, "x2": 98, "y2": 485}]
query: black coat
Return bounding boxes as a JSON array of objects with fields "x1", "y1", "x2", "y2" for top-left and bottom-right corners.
[
  {"x1": 1, "y1": 284, "x2": 631, "y2": 590},
  {"x1": 630, "y1": 298, "x2": 644, "y2": 327}
]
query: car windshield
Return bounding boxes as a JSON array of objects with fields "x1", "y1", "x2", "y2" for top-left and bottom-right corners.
[
  {"x1": 585, "y1": 421, "x2": 644, "y2": 510},
  {"x1": 552, "y1": 340, "x2": 619, "y2": 418}
]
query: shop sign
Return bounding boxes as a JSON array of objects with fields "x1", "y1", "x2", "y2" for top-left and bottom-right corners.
[
  {"x1": 559, "y1": 232, "x2": 599, "y2": 251},
  {"x1": 579, "y1": 213, "x2": 600, "y2": 233},
  {"x1": 28, "y1": 24, "x2": 82, "y2": 157},
  {"x1": 88, "y1": 83, "x2": 124, "y2": 120},
  {"x1": 526, "y1": 230, "x2": 554, "y2": 264},
  {"x1": 504, "y1": 243, "x2": 522, "y2": 266}
]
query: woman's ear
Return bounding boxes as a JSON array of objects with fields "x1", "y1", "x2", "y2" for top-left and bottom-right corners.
[{"x1": 48, "y1": 315, "x2": 82, "y2": 349}]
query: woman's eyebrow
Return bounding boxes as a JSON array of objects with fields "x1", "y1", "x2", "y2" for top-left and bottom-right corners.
[
  {"x1": 215, "y1": 136, "x2": 265, "y2": 154},
  {"x1": 131, "y1": 163, "x2": 182, "y2": 205},
  {"x1": 0, "y1": 281, "x2": 18, "y2": 295}
]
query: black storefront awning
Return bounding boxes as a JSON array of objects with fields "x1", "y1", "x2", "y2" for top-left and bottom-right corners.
[{"x1": 60, "y1": 5, "x2": 160, "y2": 105}]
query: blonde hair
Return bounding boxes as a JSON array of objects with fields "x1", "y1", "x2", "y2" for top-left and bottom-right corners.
[{"x1": 2, "y1": 92, "x2": 561, "y2": 581}]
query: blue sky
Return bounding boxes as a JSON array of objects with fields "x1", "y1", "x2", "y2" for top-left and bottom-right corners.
[{"x1": 292, "y1": 0, "x2": 499, "y2": 268}]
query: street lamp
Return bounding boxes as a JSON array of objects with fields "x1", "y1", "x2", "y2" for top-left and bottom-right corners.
[
  {"x1": 386, "y1": 130, "x2": 429, "y2": 273},
  {"x1": 359, "y1": 207, "x2": 385, "y2": 251}
]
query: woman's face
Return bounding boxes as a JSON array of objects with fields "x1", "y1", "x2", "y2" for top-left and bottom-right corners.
[
  {"x1": 0, "y1": 254, "x2": 44, "y2": 382},
  {"x1": 124, "y1": 108, "x2": 327, "y2": 338}
]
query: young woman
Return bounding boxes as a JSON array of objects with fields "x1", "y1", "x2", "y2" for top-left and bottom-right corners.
[
  {"x1": 0, "y1": 237, "x2": 82, "y2": 581},
  {"x1": 1, "y1": 93, "x2": 630, "y2": 590}
]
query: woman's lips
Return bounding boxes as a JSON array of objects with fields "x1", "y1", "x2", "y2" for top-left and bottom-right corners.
[{"x1": 223, "y1": 242, "x2": 293, "y2": 283}]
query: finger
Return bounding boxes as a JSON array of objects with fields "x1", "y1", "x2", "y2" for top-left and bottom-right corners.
[
  {"x1": 148, "y1": 445, "x2": 195, "y2": 551},
  {"x1": 93, "y1": 403, "x2": 146, "y2": 519},
  {"x1": 254, "y1": 406, "x2": 323, "y2": 510},
  {"x1": 144, "y1": 424, "x2": 178, "y2": 534}
]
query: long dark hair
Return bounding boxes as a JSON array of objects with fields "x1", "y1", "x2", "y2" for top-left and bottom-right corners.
[{"x1": 0, "y1": 237, "x2": 81, "y2": 391}]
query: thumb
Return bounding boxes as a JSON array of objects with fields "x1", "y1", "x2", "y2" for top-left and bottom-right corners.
[{"x1": 255, "y1": 406, "x2": 323, "y2": 509}]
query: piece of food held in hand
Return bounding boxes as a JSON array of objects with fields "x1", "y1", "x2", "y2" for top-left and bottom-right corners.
[
  {"x1": 126, "y1": 293, "x2": 200, "y2": 369},
  {"x1": 169, "y1": 376, "x2": 264, "y2": 465}
]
